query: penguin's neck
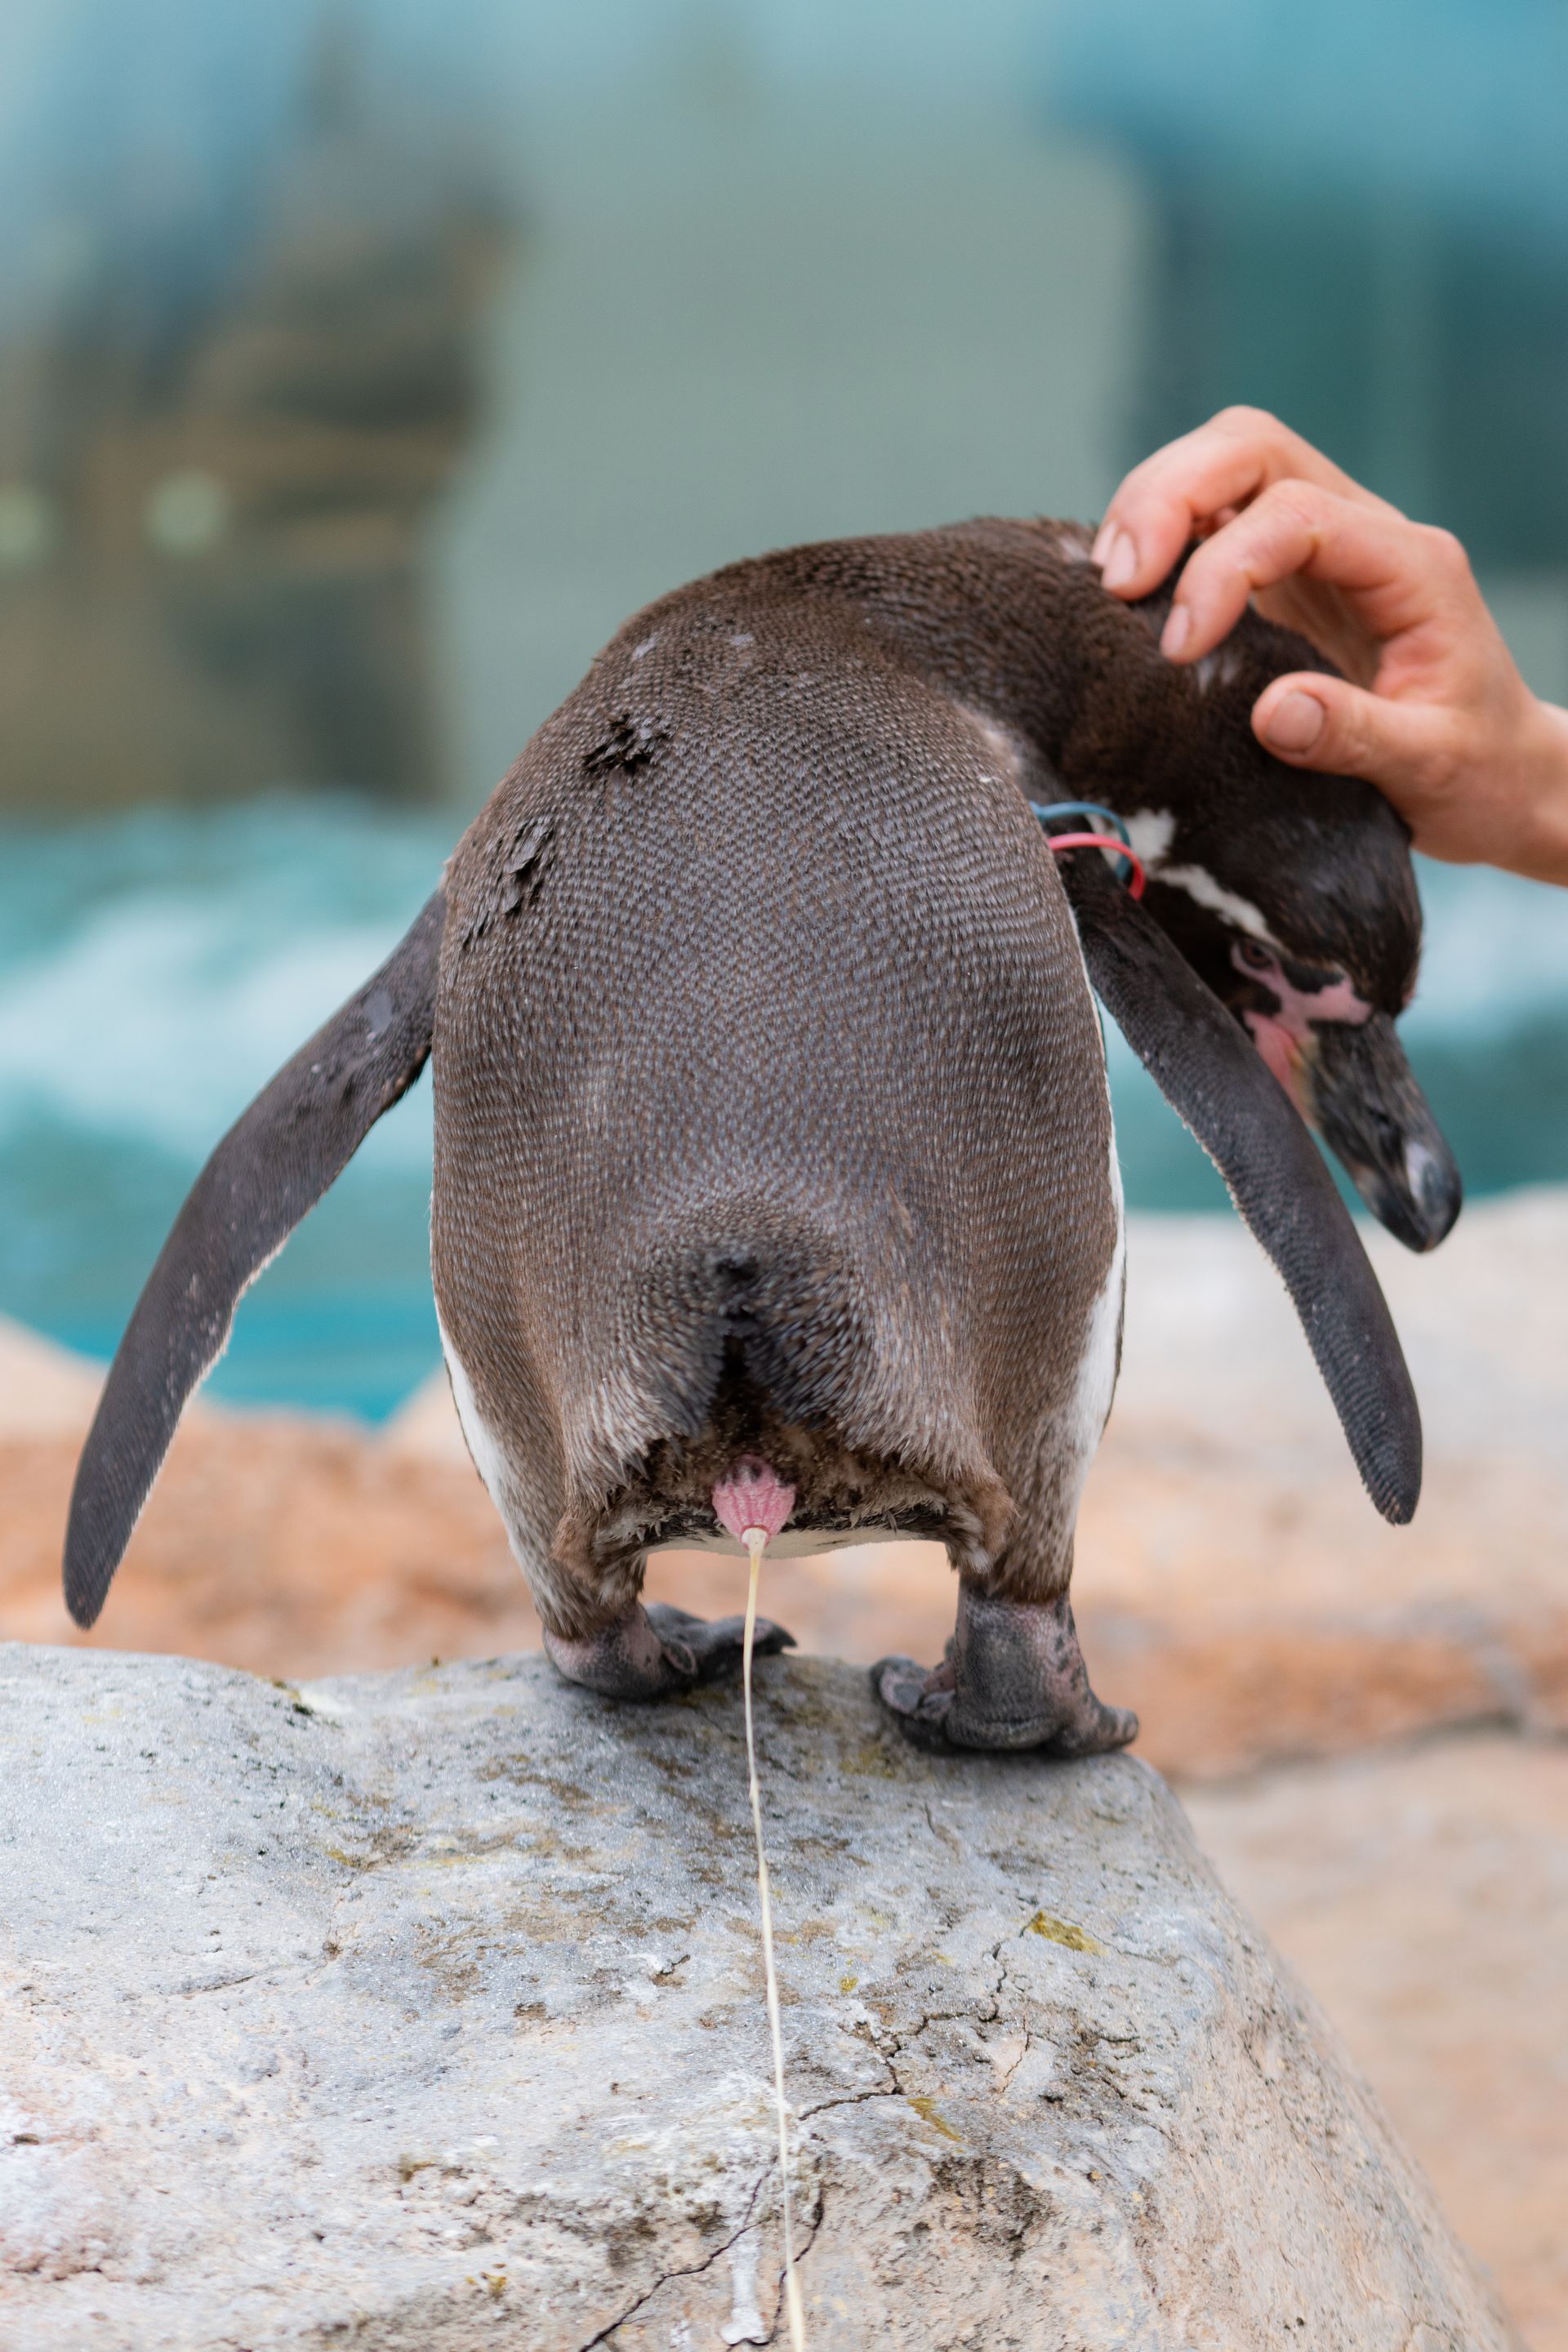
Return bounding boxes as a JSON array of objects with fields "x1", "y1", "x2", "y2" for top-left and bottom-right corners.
[{"x1": 835, "y1": 516, "x2": 1190, "y2": 820}]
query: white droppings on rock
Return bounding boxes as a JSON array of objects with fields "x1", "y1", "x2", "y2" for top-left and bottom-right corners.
[{"x1": 721, "y1": 2225, "x2": 768, "y2": 2345}]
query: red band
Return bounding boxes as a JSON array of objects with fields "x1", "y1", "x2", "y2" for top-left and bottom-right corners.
[{"x1": 1045, "y1": 832, "x2": 1147, "y2": 900}]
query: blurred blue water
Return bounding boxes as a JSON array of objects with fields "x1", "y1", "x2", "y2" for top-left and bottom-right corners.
[
  {"x1": 2, "y1": 794, "x2": 1566, "y2": 1419},
  {"x1": 0, "y1": 798, "x2": 450, "y2": 1417}
]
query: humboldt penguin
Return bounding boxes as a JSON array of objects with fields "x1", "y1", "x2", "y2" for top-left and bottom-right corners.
[{"x1": 63, "y1": 516, "x2": 1460, "y2": 1758}]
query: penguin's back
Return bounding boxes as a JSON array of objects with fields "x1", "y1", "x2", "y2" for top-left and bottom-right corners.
[{"x1": 432, "y1": 549, "x2": 1117, "y2": 1519}]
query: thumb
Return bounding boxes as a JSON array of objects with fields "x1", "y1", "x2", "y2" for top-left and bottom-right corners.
[{"x1": 1251, "y1": 671, "x2": 1453, "y2": 795}]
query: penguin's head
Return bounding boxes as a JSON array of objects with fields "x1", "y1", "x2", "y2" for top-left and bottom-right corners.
[{"x1": 1086, "y1": 595, "x2": 1462, "y2": 1253}]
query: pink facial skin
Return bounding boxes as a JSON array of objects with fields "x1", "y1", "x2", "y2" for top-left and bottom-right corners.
[
  {"x1": 712, "y1": 1457, "x2": 796, "y2": 1544},
  {"x1": 1232, "y1": 939, "x2": 1373, "y2": 1113}
]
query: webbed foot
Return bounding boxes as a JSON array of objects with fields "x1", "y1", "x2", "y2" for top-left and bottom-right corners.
[
  {"x1": 873, "y1": 1588, "x2": 1135, "y2": 1758},
  {"x1": 645, "y1": 1601, "x2": 795, "y2": 1682},
  {"x1": 545, "y1": 1601, "x2": 795, "y2": 1700}
]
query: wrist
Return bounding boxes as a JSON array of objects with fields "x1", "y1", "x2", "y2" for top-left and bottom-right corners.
[{"x1": 1505, "y1": 697, "x2": 1568, "y2": 885}]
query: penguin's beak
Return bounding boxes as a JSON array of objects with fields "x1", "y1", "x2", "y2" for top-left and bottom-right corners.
[{"x1": 1303, "y1": 1013, "x2": 1463, "y2": 1253}]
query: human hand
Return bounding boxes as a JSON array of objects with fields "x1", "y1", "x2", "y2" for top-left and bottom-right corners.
[{"x1": 1093, "y1": 407, "x2": 1568, "y2": 884}]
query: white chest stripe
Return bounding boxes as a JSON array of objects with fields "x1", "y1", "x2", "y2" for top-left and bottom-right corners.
[
  {"x1": 1122, "y1": 809, "x2": 1278, "y2": 944},
  {"x1": 1154, "y1": 862, "x2": 1275, "y2": 942}
]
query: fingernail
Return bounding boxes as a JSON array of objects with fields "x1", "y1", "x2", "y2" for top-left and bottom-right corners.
[
  {"x1": 1264, "y1": 690, "x2": 1327, "y2": 754},
  {"x1": 1099, "y1": 528, "x2": 1138, "y2": 590},
  {"x1": 1090, "y1": 519, "x2": 1114, "y2": 566},
  {"x1": 1160, "y1": 603, "x2": 1192, "y2": 659}
]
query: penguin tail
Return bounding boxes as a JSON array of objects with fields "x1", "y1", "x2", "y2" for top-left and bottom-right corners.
[
  {"x1": 63, "y1": 889, "x2": 447, "y2": 1628},
  {"x1": 550, "y1": 1200, "x2": 1009, "y2": 1582},
  {"x1": 635, "y1": 1203, "x2": 875, "y2": 1444}
]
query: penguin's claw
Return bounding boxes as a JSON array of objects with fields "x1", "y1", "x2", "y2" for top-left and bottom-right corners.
[
  {"x1": 545, "y1": 1601, "x2": 795, "y2": 1700},
  {"x1": 871, "y1": 1656, "x2": 957, "y2": 1753},
  {"x1": 645, "y1": 1602, "x2": 796, "y2": 1684}
]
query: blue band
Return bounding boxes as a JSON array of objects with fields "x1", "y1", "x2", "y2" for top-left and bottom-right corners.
[
  {"x1": 1027, "y1": 799, "x2": 1132, "y2": 844},
  {"x1": 1028, "y1": 799, "x2": 1135, "y2": 884}
]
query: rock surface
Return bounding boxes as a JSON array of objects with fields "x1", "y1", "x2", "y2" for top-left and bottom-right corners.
[{"x1": 0, "y1": 1644, "x2": 1521, "y2": 2350}]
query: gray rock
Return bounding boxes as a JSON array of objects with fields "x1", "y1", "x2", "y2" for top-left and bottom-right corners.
[{"x1": 0, "y1": 1644, "x2": 1520, "y2": 2350}]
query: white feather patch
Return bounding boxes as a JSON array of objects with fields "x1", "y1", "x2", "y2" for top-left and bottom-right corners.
[
  {"x1": 960, "y1": 706, "x2": 1027, "y2": 786},
  {"x1": 1193, "y1": 645, "x2": 1244, "y2": 693},
  {"x1": 1122, "y1": 808, "x2": 1177, "y2": 869},
  {"x1": 1068, "y1": 1141, "x2": 1126, "y2": 1474},
  {"x1": 435, "y1": 1309, "x2": 513, "y2": 1509}
]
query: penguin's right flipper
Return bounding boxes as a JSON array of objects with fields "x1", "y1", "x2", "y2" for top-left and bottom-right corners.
[
  {"x1": 1058, "y1": 850, "x2": 1422, "y2": 1524},
  {"x1": 63, "y1": 889, "x2": 447, "y2": 1628}
]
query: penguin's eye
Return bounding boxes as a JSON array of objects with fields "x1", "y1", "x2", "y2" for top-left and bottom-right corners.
[{"x1": 1235, "y1": 938, "x2": 1278, "y2": 974}]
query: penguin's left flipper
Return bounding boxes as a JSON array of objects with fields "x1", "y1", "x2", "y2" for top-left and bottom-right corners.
[
  {"x1": 1058, "y1": 849, "x2": 1421, "y2": 1524},
  {"x1": 63, "y1": 889, "x2": 447, "y2": 1630}
]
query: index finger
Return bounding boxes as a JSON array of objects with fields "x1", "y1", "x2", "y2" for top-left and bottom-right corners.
[
  {"x1": 1094, "y1": 408, "x2": 1393, "y2": 600},
  {"x1": 1159, "y1": 479, "x2": 1474, "y2": 666}
]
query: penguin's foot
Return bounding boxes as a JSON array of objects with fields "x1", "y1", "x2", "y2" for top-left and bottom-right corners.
[
  {"x1": 872, "y1": 1588, "x2": 1137, "y2": 1758},
  {"x1": 870, "y1": 1651, "x2": 960, "y2": 1753},
  {"x1": 646, "y1": 1600, "x2": 796, "y2": 1679},
  {"x1": 544, "y1": 1600, "x2": 795, "y2": 1701}
]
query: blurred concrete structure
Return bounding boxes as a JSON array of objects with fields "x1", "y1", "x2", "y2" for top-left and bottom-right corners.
[{"x1": 0, "y1": 25, "x2": 511, "y2": 813}]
